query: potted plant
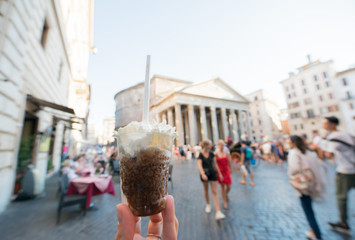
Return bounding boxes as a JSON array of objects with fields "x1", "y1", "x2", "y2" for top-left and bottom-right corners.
[{"x1": 47, "y1": 157, "x2": 54, "y2": 174}]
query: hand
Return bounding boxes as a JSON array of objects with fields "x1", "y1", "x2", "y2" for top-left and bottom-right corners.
[
  {"x1": 201, "y1": 174, "x2": 208, "y2": 181},
  {"x1": 219, "y1": 173, "x2": 224, "y2": 182},
  {"x1": 115, "y1": 195, "x2": 178, "y2": 240}
]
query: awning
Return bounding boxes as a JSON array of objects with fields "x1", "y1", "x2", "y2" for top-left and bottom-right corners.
[{"x1": 27, "y1": 94, "x2": 75, "y2": 115}]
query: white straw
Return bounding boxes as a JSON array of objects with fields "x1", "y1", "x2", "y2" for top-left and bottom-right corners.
[{"x1": 142, "y1": 55, "x2": 151, "y2": 123}]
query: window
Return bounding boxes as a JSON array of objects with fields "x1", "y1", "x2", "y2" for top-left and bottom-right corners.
[
  {"x1": 323, "y1": 72, "x2": 328, "y2": 78},
  {"x1": 304, "y1": 98, "x2": 312, "y2": 105},
  {"x1": 258, "y1": 119, "x2": 261, "y2": 125},
  {"x1": 320, "y1": 107, "x2": 327, "y2": 114},
  {"x1": 288, "y1": 94, "x2": 292, "y2": 99},
  {"x1": 260, "y1": 130, "x2": 263, "y2": 133},
  {"x1": 290, "y1": 112, "x2": 302, "y2": 119},
  {"x1": 40, "y1": 18, "x2": 49, "y2": 48},
  {"x1": 346, "y1": 91, "x2": 352, "y2": 99},
  {"x1": 291, "y1": 84, "x2": 295, "y2": 90},
  {"x1": 349, "y1": 103, "x2": 354, "y2": 110},
  {"x1": 293, "y1": 92, "x2": 297, "y2": 97},
  {"x1": 325, "y1": 81, "x2": 330, "y2": 87},
  {"x1": 304, "y1": 88, "x2": 307, "y2": 94},
  {"x1": 286, "y1": 86, "x2": 289, "y2": 92},
  {"x1": 314, "y1": 75, "x2": 318, "y2": 81},
  {"x1": 319, "y1": 95, "x2": 323, "y2": 101},
  {"x1": 306, "y1": 109, "x2": 315, "y2": 118},
  {"x1": 300, "y1": 124, "x2": 304, "y2": 130},
  {"x1": 294, "y1": 125, "x2": 298, "y2": 131},
  {"x1": 288, "y1": 102, "x2": 300, "y2": 109},
  {"x1": 342, "y1": 78, "x2": 348, "y2": 86},
  {"x1": 254, "y1": 96, "x2": 258, "y2": 101},
  {"x1": 329, "y1": 93, "x2": 333, "y2": 99},
  {"x1": 257, "y1": 110, "x2": 259, "y2": 115},
  {"x1": 316, "y1": 84, "x2": 321, "y2": 90},
  {"x1": 301, "y1": 79, "x2": 305, "y2": 86},
  {"x1": 328, "y1": 105, "x2": 339, "y2": 112}
]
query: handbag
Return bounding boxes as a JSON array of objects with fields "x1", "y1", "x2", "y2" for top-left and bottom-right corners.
[{"x1": 289, "y1": 154, "x2": 316, "y2": 196}]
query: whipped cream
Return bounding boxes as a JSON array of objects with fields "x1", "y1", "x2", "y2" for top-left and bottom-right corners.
[{"x1": 114, "y1": 120, "x2": 177, "y2": 156}]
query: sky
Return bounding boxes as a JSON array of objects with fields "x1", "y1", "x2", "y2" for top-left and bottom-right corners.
[{"x1": 87, "y1": 0, "x2": 355, "y2": 129}]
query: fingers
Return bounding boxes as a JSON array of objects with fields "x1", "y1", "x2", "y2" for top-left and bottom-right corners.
[
  {"x1": 162, "y1": 195, "x2": 179, "y2": 240},
  {"x1": 147, "y1": 213, "x2": 163, "y2": 239},
  {"x1": 115, "y1": 203, "x2": 141, "y2": 240}
]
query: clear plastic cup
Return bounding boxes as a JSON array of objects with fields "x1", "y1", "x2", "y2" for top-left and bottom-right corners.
[{"x1": 117, "y1": 131, "x2": 175, "y2": 216}]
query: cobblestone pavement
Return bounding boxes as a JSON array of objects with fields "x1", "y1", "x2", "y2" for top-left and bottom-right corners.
[{"x1": 0, "y1": 158, "x2": 354, "y2": 240}]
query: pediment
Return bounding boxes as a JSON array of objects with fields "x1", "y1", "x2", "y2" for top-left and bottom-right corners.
[{"x1": 178, "y1": 78, "x2": 248, "y2": 103}]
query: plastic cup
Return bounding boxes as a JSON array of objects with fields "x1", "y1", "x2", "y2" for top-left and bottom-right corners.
[{"x1": 117, "y1": 131, "x2": 175, "y2": 216}]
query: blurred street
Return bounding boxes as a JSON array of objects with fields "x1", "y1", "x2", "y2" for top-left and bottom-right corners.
[{"x1": 0, "y1": 159, "x2": 354, "y2": 240}]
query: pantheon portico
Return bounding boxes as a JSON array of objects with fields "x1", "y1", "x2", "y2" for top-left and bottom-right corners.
[{"x1": 115, "y1": 75, "x2": 252, "y2": 146}]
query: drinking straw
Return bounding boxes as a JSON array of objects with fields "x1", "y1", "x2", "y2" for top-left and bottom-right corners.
[{"x1": 142, "y1": 55, "x2": 151, "y2": 123}]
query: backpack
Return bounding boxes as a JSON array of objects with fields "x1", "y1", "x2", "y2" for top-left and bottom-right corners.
[
  {"x1": 245, "y1": 147, "x2": 253, "y2": 159},
  {"x1": 330, "y1": 135, "x2": 355, "y2": 165}
]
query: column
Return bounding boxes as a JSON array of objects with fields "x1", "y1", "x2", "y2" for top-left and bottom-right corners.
[
  {"x1": 238, "y1": 110, "x2": 245, "y2": 139},
  {"x1": 174, "y1": 104, "x2": 184, "y2": 146},
  {"x1": 199, "y1": 106, "x2": 208, "y2": 140},
  {"x1": 155, "y1": 112, "x2": 161, "y2": 123},
  {"x1": 231, "y1": 109, "x2": 239, "y2": 142},
  {"x1": 246, "y1": 111, "x2": 253, "y2": 140},
  {"x1": 221, "y1": 108, "x2": 228, "y2": 140},
  {"x1": 188, "y1": 104, "x2": 197, "y2": 146},
  {"x1": 167, "y1": 108, "x2": 173, "y2": 126},
  {"x1": 210, "y1": 106, "x2": 219, "y2": 143},
  {"x1": 162, "y1": 111, "x2": 167, "y2": 122},
  {"x1": 184, "y1": 111, "x2": 190, "y2": 144}
]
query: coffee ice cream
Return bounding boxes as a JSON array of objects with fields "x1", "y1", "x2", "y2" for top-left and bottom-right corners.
[{"x1": 115, "y1": 120, "x2": 176, "y2": 216}]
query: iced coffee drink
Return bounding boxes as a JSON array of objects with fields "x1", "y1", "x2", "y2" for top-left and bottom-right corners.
[{"x1": 115, "y1": 120, "x2": 176, "y2": 216}]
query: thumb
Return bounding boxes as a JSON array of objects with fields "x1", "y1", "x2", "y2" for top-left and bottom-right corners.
[{"x1": 162, "y1": 195, "x2": 178, "y2": 240}]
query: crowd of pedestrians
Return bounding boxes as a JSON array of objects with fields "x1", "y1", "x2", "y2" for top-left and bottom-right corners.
[
  {"x1": 63, "y1": 116, "x2": 353, "y2": 240},
  {"x1": 170, "y1": 116, "x2": 354, "y2": 240}
]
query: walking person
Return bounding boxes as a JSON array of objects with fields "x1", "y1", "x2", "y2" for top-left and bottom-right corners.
[
  {"x1": 197, "y1": 140, "x2": 226, "y2": 220},
  {"x1": 288, "y1": 135, "x2": 326, "y2": 240},
  {"x1": 215, "y1": 140, "x2": 233, "y2": 209},
  {"x1": 261, "y1": 138, "x2": 272, "y2": 163},
  {"x1": 320, "y1": 116, "x2": 355, "y2": 234},
  {"x1": 239, "y1": 141, "x2": 255, "y2": 186}
]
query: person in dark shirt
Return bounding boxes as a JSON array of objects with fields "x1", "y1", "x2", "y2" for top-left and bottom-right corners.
[{"x1": 197, "y1": 140, "x2": 226, "y2": 220}]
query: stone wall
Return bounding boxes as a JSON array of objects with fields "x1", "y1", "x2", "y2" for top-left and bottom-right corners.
[{"x1": 0, "y1": 0, "x2": 92, "y2": 213}]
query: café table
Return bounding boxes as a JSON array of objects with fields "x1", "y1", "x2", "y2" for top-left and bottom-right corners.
[
  {"x1": 76, "y1": 167, "x2": 94, "y2": 177},
  {"x1": 66, "y1": 175, "x2": 116, "y2": 209}
]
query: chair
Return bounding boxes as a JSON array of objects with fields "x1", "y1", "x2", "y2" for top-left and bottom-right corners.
[
  {"x1": 168, "y1": 165, "x2": 173, "y2": 189},
  {"x1": 57, "y1": 174, "x2": 87, "y2": 224}
]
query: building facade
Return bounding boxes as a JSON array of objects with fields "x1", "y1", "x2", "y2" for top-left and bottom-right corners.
[
  {"x1": 102, "y1": 117, "x2": 115, "y2": 145},
  {"x1": 280, "y1": 109, "x2": 291, "y2": 135},
  {"x1": 115, "y1": 75, "x2": 252, "y2": 146},
  {"x1": 0, "y1": 0, "x2": 93, "y2": 213},
  {"x1": 280, "y1": 58, "x2": 345, "y2": 139},
  {"x1": 245, "y1": 90, "x2": 282, "y2": 141},
  {"x1": 335, "y1": 68, "x2": 355, "y2": 134}
]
